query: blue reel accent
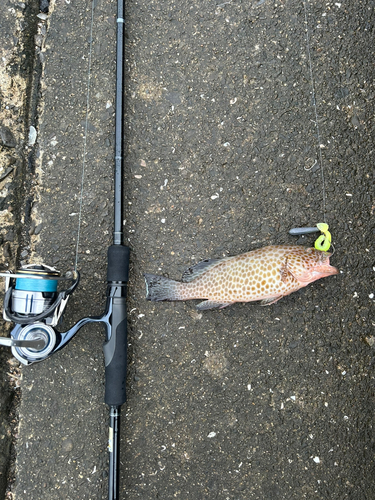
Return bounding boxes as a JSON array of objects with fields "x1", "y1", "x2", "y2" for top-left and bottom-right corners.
[{"x1": 15, "y1": 277, "x2": 58, "y2": 293}]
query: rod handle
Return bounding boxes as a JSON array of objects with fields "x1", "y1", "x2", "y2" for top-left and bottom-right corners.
[
  {"x1": 107, "y1": 245, "x2": 129, "y2": 282},
  {"x1": 103, "y1": 245, "x2": 130, "y2": 407}
]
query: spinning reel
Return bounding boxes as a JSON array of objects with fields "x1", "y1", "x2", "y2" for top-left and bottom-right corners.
[
  {"x1": 0, "y1": 244, "x2": 129, "y2": 375},
  {"x1": 0, "y1": 264, "x2": 80, "y2": 364}
]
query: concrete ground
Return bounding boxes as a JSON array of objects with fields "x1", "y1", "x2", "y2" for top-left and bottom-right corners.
[{"x1": 0, "y1": 0, "x2": 374, "y2": 499}]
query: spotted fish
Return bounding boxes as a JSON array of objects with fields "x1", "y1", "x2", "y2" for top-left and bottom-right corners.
[{"x1": 144, "y1": 245, "x2": 338, "y2": 310}]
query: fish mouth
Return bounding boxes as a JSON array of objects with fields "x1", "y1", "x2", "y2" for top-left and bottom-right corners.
[
  {"x1": 318, "y1": 253, "x2": 339, "y2": 276},
  {"x1": 316, "y1": 264, "x2": 339, "y2": 276}
]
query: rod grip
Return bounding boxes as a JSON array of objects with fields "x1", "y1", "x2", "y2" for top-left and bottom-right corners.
[
  {"x1": 103, "y1": 245, "x2": 130, "y2": 407},
  {"x1": 107, "y1": 245, "x2": 129, "y2": 282}
]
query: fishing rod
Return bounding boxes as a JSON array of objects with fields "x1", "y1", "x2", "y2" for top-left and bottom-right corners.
[{"x1": 0, "y1": 0, "x2": 129, "y2": 498}]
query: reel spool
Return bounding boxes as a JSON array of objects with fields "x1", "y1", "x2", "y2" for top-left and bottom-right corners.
[
  {"x1": 8, "y1": 264, "x2": 59, "y2": 317},
  {"x1": 2, "y1": 264, "x2": 79, "y2": 326}
]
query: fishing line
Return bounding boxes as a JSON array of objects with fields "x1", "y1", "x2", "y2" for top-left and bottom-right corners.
[
  {"x1": 302, "y1": 0, "x2": 327, "y2": 224},
  {"x1": 74, "y1": 0, "x2": 96, "y2": 272},
  {"x1": 290, "y1": 1, "x2": 332, "y2": 251}
]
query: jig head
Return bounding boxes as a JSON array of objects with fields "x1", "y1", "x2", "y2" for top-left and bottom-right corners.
[{"x1": 289, "y1": 222, "x2": 332, "y2": 252}]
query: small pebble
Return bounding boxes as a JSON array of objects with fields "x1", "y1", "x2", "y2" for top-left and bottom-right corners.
[
  {"x1": 34, "y1": 34, "x2": 43, "y2": 47},
  {"x1": 40, "y1": 0, "x2": 50, "y2": 13},
  {"x1": 61, "y1": 438, "x2": 74, "y2": 453},
  {"x1": 0, "y1": 126, "x2": 17, "y2": 148},
  {"x1": 34, "y1": 223, "x2": 43, "y2": 235},
  {"x1": 0, "y1": 167, "x2": 14, "y2": 181},
  {"x1": 28, "y1": 126, "x2": 37, "y2": 146}
]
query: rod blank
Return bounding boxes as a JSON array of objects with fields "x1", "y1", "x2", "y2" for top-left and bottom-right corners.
[{"x1": 114, "y1": 1, "x2": 125, "y2": 245}]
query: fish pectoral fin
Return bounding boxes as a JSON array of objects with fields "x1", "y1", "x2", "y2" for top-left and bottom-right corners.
[
  {"x1": 196, "y1": 300, "x2": 235, "y2": 310},
  {"x1": 280, "y1": 258, "x2": 314, "y2": 283},
  {"x1": 280, "y1": 258, "x2": 295, "y2": 283},
  {"x1": 290, "y1": 270, "x2": 315, "y2": 283},
  {"x1": 260, "y1": 296, "x2": 283, "y2": 306}
]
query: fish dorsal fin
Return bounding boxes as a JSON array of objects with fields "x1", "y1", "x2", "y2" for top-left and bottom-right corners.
[{"x1": 181, "y1": 257, "x2": 231, "y2": 282}]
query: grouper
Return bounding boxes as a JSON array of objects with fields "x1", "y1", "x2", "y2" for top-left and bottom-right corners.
[{"x1": 144, "y1": 245, "x2": 339, "y2": 310}]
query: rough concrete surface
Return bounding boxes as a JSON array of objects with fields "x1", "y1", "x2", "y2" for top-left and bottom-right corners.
[
  {"x1": 0, "y1": 0, "x2": 374, "y2": 499},
  {"x1": 0, "y1": 0, "x2": 41, "y2": 496}
]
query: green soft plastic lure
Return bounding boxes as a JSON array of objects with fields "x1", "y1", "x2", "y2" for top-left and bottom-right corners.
[{"x1": 314, "y1": 223, "x2": 332, "y2": 252}]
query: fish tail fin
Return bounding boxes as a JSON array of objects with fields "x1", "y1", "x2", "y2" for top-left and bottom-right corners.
[{"x1": 144, "y1": 273, "x2": 182, "y2": 302}]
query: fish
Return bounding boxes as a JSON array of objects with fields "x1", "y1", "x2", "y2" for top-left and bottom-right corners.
[{"x1": 144, "y1": 245, "x2": 338, "y2": 310}]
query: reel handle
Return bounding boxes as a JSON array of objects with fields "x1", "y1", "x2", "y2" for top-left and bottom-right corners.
[
  {"x1": 0, "y1": 336, "x2": 47, "y2": 350},
  {"x1": 103, "y1": 245, "x2": 130, "y2": 407}
]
